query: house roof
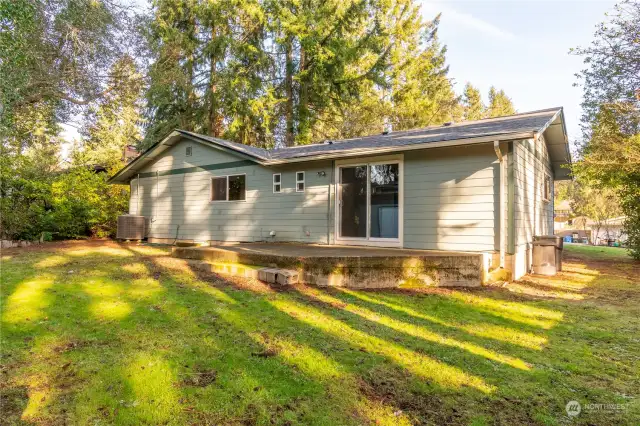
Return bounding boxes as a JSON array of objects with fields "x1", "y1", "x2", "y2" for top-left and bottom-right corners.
[{"x1": 109, "y1": 107, "x2": 571, "y2": 183}]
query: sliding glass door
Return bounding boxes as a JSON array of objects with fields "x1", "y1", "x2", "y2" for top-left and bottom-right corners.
[
  {"x1": 340, "y1": 166, "x2": 368, "y2": 238},
  {"x1": 338, "y1": 160, "x2": 401, "y2": 245}
]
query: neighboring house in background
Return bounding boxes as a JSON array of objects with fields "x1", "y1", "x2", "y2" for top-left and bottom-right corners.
[
  {"x1": 588, "y1": 216, "x2": 627, "y2": 245},
  {"x1": 109, "y1": 108, "x2": 571, "y2": 280},
  {"x1": 554, "y1": 199, "x2": 572, "y2": 230},
  {"x1": 555, "y1": 228, "x2": 591, "y2": 244}
]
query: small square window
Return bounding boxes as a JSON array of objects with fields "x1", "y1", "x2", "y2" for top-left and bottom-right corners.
[
  {"x1": 186, "y1": 146, "x2": 192, "y2": 156},
  {"x1": 273, "y1": 173, "x2": 281, "y2": 193},
  {"x1": 296, "y1": 171, "x2": 305, "y2": 192}
]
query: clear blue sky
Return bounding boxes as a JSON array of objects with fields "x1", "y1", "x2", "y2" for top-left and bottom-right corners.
[{"x1": 420, "y1": 0, "x2": 617, "y2": 147}]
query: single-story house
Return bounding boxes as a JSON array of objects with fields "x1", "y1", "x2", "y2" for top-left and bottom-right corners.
[{"x1": 109, "y1": 107, "x2": 571, "y2": 280}]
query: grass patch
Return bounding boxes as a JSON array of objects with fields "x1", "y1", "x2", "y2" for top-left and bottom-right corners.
[
  {"x1": 564, "y1": 243, "x2": 633, "y2": 260},
  {"x1": 1, "y1": 240, "x2": 639, "y2": 424}
]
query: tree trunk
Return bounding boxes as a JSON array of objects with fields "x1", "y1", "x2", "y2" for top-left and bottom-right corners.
[
  {"x1": 284, "y1": 36, "x2": 295, "y2": 147},
  {"x1": 183, "y1": 12, "x2": 197, "y2": 132},
  {"x1": 209, "y1": 26, "x2": 221, "y2": 137},
  {"x1": 297, "y1": 46, "x2": 309, "y2": 143}
]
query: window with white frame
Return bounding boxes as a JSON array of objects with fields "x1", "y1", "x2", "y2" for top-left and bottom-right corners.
[
  {"x1": 296, "y1": 171, "x2": 305, "y2": 192},
  {"x1": 273, "y1": 173, "x2": 281, "y2": 193},
  {"x1": 211, "y1": 174, "x2": 246, "y2": 201}
]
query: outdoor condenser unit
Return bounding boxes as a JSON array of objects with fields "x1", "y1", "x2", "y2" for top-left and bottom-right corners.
[{"x1": 117, "y1": 215, "x2": 146, "y2": 240}]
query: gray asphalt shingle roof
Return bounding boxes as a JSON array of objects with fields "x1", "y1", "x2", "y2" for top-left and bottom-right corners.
[
  {"x1": 109, "y1": 107, "x2": 567, "y2": 183},
  {"x1": 181, "y1": 107, "x2": 562, "y2": 162}
]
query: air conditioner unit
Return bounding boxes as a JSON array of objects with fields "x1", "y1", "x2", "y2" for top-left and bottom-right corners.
[{"x1": 117, "y1": 215, "x2": 146, "y2": 240}]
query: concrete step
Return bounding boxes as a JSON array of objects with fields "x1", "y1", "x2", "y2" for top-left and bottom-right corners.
[
  {"x1": 257, "y1": 268, "x2": 299, "y2": 285},
  {"x1": 186, "y1": 260, "x2": 298, "y2": 285}
]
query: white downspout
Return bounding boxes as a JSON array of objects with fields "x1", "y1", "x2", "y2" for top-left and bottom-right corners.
[{"x1": 494, "y1": 141, "x2": 505, "y2": 269}]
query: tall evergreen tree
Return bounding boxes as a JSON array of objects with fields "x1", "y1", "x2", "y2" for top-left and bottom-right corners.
[
  {"x1": 389, "y1": 14, "x2": 460, "y2": 130},
  {"x1": 143, "y1": 0, "x2": 200, "y2": 147},
  {"x1": 80, "y1": 56, "x2": 143, "y2": 171},
  {"x1": 487, "y1": 86, "x2": 516, "y2": 117},
  {"x1": 461, "y1": 83, "x2": 485, "y2": 121}
]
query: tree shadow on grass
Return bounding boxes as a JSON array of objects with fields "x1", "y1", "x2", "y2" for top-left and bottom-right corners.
[{"x1": 2, "y1": 241, "x2": 638, "y2": 425}]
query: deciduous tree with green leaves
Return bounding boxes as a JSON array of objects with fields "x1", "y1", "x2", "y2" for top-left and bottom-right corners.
[{"x1": 572, "y1": 0, "x2": 640, "y2": 258}]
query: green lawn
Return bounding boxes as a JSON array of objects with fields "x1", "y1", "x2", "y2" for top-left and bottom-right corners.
[
  {"x1": 562, "y1": 243, "x2": 633, "y2": 260},
  {"x1": 1, "y1": 242, "x2": 639, "y2": 425}
]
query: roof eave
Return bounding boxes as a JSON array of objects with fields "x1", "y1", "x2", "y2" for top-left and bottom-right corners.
[
  {"x1": 108, "y1": 131, "x2": 184, "y2": 184},
  {"x1": 262, "y1": 131, "x2": 535, "y2": 164},
  {"x1": 108, "y1": 130, "x2": 267, "y2": 184},
  {"x1": 535, "y1": 108, "x2": 572, "y2": 181}
]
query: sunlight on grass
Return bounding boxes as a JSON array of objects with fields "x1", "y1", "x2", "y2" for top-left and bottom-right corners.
[
  {"x1": 448, "y1": 291, "x2": 563, "y2": 329},
  {"x1": 3, "y1": 275, "x2": 55, "y2": 323},
  {"x1": 82, "y1": 281, "x2": 123, "y2": 297},
  {"x1": 18, "y1": 336, "x2": 65, "y2": 421},
  {"x1": 151, "y1": 257, "x2": 197, "y2": 278},
  {"x1": 510, "y1": 264, "x2": 600, "y2": 300},
  {"x1": 122, "y1": 262, "x2": 150, "y2": 275},
  {"x1": 122, "y1": 353, "x2": 179, "y2": 423},
  {"x1": 251, "y1": 333, "x2": 413, "y2": 426},
  {"x1": 34, "y1": 255, "x2": 69, "y2": 268},
  {"x1": 300, "y1": 287, "x2": 530, "y2": 370},
  {"x1": 66, "y1": 247, "x2": 134, "y2": 258},
  {"x1": 90, "y1": 299, "x2": 132, "y2": 320},
  {"x1": 270, "y1": 298, "x2": 495, "y2": 393},
  {"x1": 3, "y1": 241, "x2": 638, "y2": 425},
  {"x1": 342, "y1": 289, "x2": 548, "y2": 350},
  {"x1": 197, "y1": 284, "x2": 239, "y2": 304},
  {"x1": 127, "y1": 277, "x2": 164, "y2": 299},
  {"x1": 21, "y1": 383, "x2": 50, "y2": 421},
  {"x1": 123, "y1": 245, "x2": 170, "y2": 257},
  {"x1": 565, "y1": 244, "x2": 632, "y2": 260}
]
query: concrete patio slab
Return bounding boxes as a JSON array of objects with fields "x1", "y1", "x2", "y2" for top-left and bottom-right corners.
[{"x1": 173, "y1": 242, "x2": 487, "y2": 288}]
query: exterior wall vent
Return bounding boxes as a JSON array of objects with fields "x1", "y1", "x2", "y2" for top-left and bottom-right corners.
[
  {"x1": 117, "y1": 215, "x2": 147, "y2": 240},
  {"x1": 186, "y1": 146, "x2": 192, "y2": 156}
]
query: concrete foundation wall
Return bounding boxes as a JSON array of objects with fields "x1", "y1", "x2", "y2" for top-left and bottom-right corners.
[{"x1": 173, "y1": 245, "x2": 485, "y2": 287}]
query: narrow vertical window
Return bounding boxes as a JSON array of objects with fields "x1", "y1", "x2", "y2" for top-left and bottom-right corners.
[
  {"x1": 543, "y1": 175, "x2": 552, "y2": 202},
  {"x1": 186, "y1": 146, "x2": 192, "y2": 156},
  {"x1": 296, "y1": 171, "x2": 305, "y2": 192},
  {"x1": 273, "y1": 173, "x2": 281, "y2": 193}
]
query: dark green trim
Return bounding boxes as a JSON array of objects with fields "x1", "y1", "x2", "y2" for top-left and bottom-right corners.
[
  {"x1": 136, "y1": 160, "x2": 255, "y2": 179},
  {"x1": 507, "y1": 142, "x2": 515, "y2": 255}
]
